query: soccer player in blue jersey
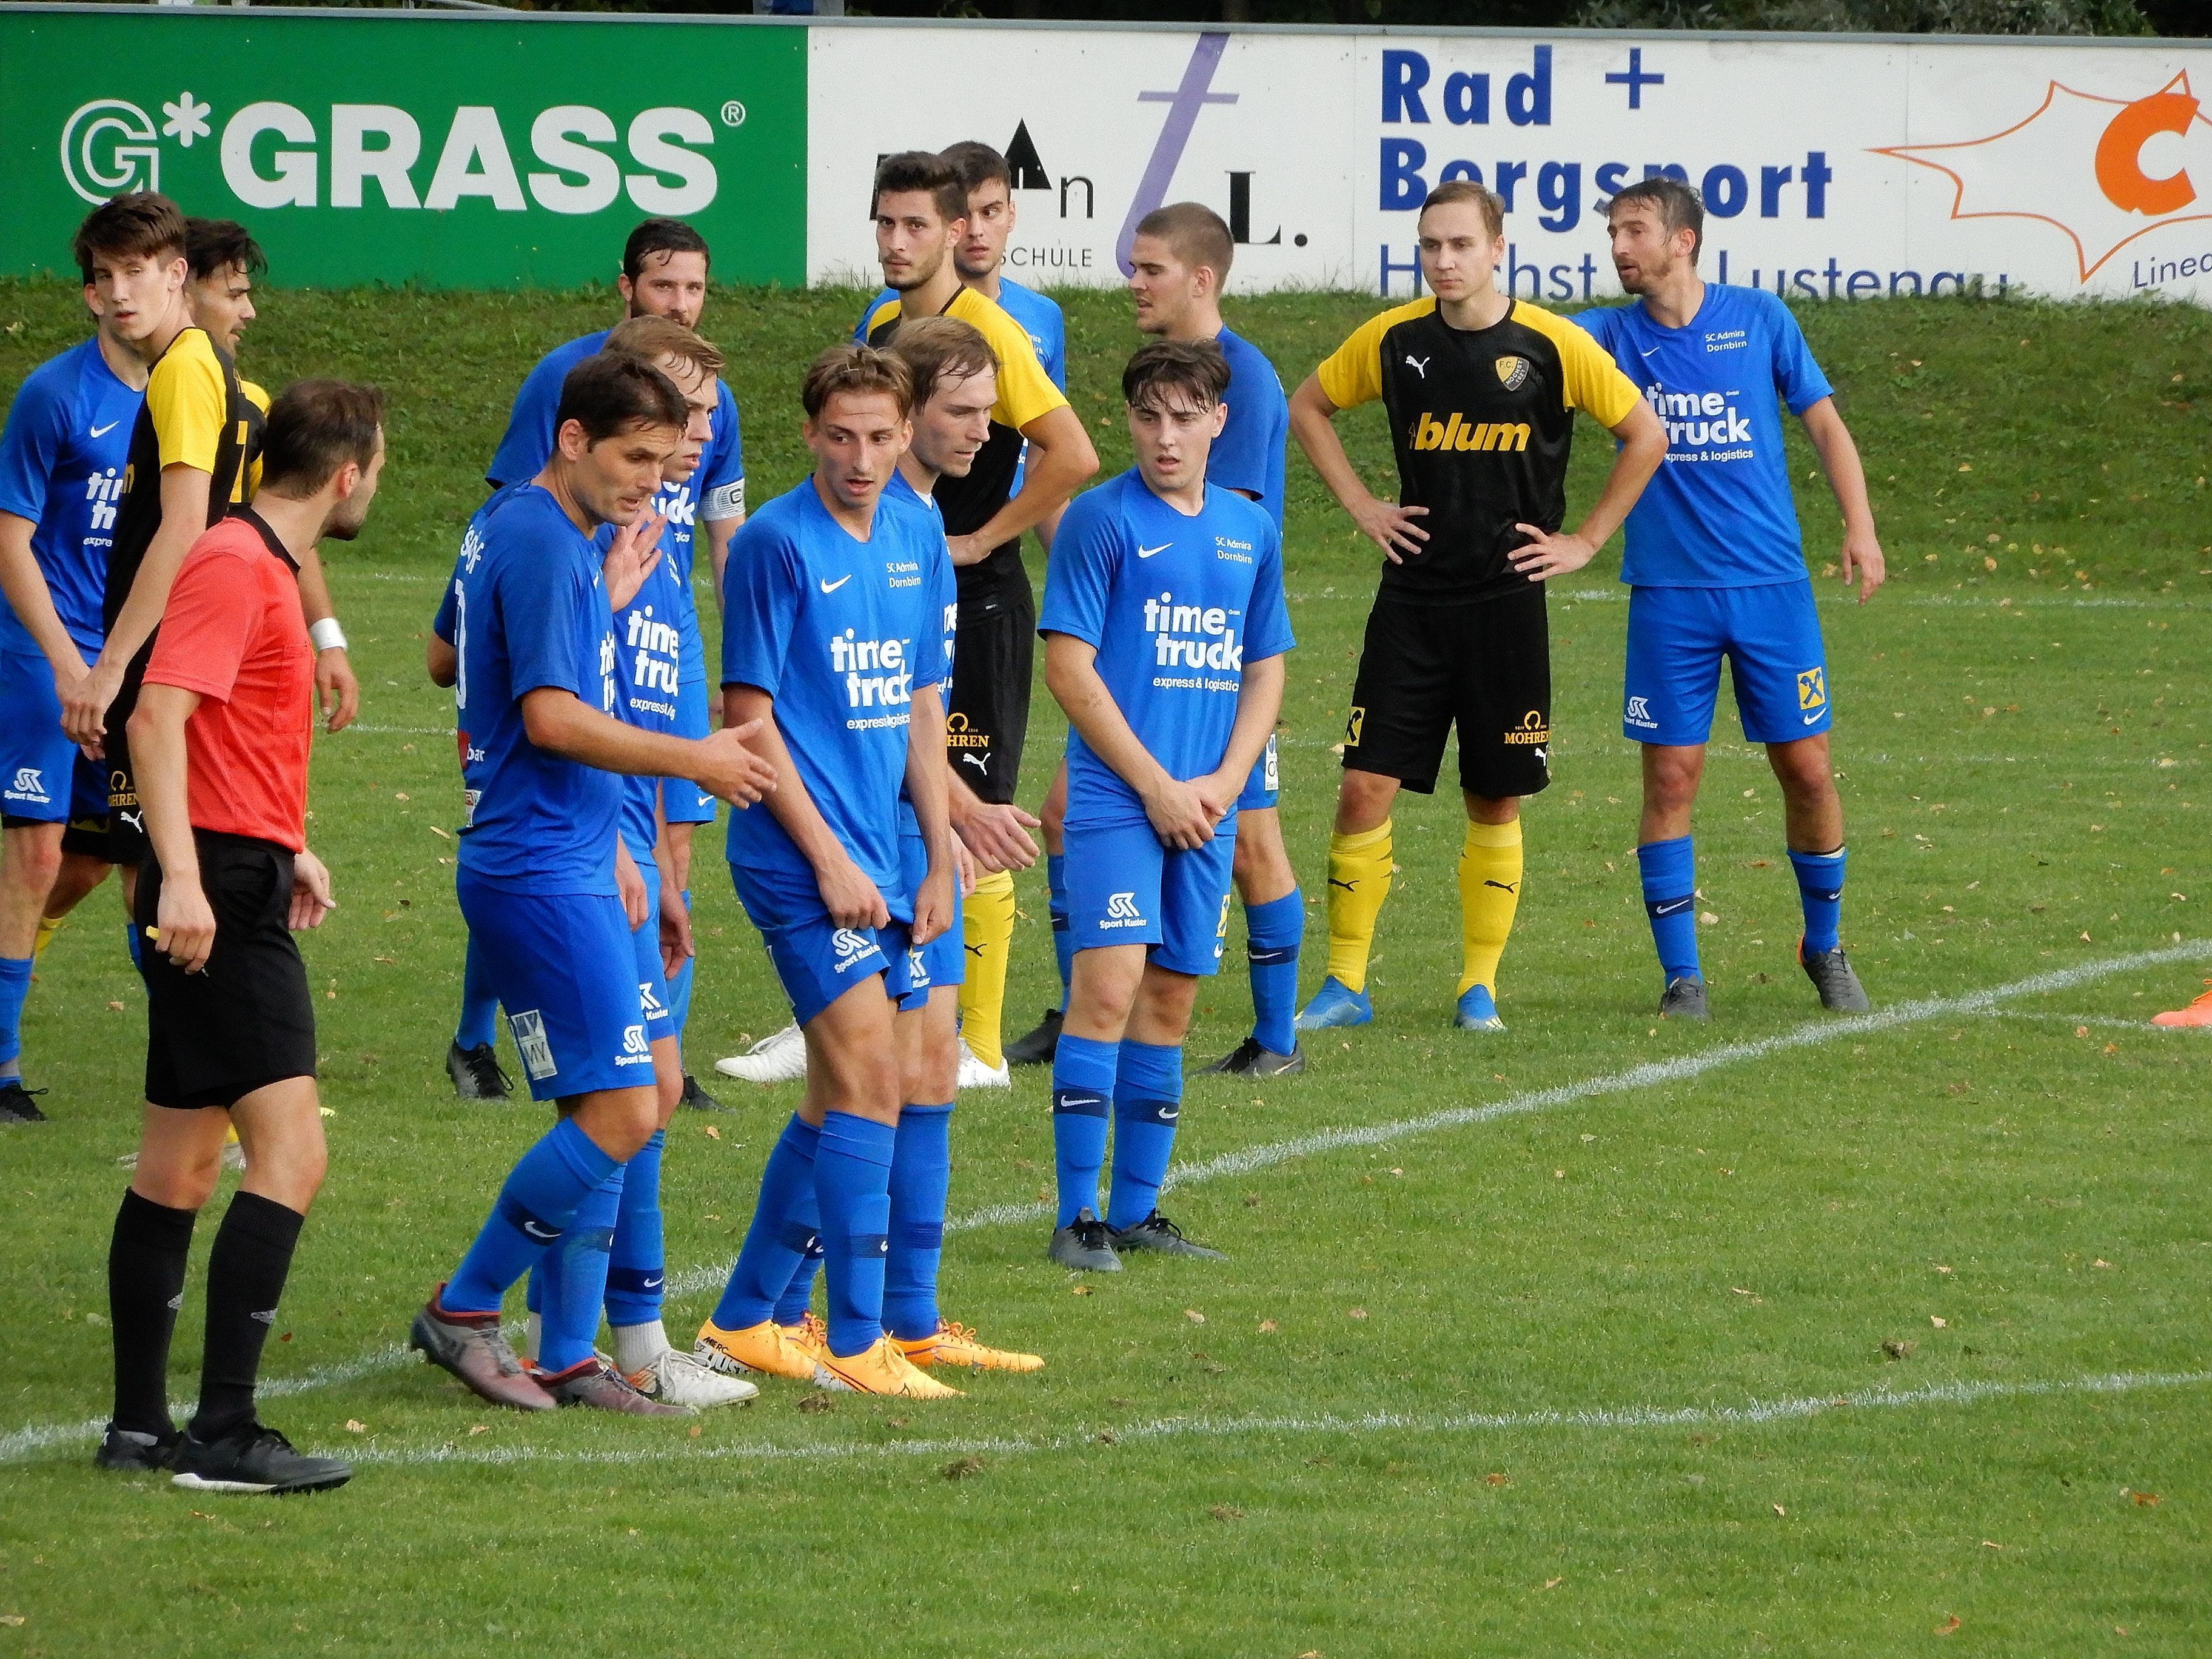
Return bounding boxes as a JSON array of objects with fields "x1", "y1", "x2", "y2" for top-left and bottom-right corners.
[
  {"x1": 1041, "y1": 340, "x2": 1294, "y2": 1272},
  {"x1": 1017, "y1": 203, "x2": 1305, "y2": 1079},
  {"x1": 408, "y1": 353, "x2": 776, "y2": 1415},
  {"x1": 1575, "y1": 178, "x2": 1883, "y2": 1018},
  {"x1": 691, "y1": 344, "x2": 965, "y2": 1398},
  {"x1": 451, "y1": 218, "x2": 743, "y2": 1106}
]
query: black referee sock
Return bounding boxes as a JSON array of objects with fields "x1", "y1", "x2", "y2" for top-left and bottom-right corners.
[
  {"x1": 107, "y1": 1188, "x2": 196, "y2": 1438},
  {"x1": 189, "y1": 1190, "x2": 304, "y2": 1444}
]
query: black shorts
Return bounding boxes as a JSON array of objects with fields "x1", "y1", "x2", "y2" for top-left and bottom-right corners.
[
  {"x1": 137, "y1": 830, "x2": 317, "y2": 1111},
  {"x1": 947, "y1": 586, "x2": 1034, "y2": 806},
  {"x1": 1342, "y1": 585, "x2": 1552, "y2": 800},
  {"x1": 102, "y1": 662, "x2": 150, "y2": 866}
]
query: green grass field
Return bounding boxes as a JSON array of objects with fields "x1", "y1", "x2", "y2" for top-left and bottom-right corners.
[{"x1": 1, "y1": 280, "x2": 2208, "y2": 1657}]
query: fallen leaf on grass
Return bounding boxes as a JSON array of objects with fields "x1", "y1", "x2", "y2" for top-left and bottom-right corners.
[
  {"x1": 344, "y1": 1419, "x2": 367, "y2": 1433},
  {"x1": 1258, "y1": 1319, "x2": 1278, "y2": 1333},
  {"x1": 468, "y1": 1424, "x2": 489, "y2": 1436},
  {"x1": 1980, "y1": 1540, "x2": 2005, "y2": 1550},
  {"x1": 1070, "y1": 1284, "x2": 1093, "y2": 1296},
  {"x1": 1484, "y1": 1472, "x2": 1509, "y2": 1487},
  {"x1": 1883, "y1": 1339, "x2": 1917, "y2": 1361},
  {"x1": 796, "y1": 1394, "x2": 833, "y2": 1415},
  {"x1": 942, "y1": 1455, "x2": 985, "y2": 1480},
  {"x1": 2131, "y1": 1490, "x2": 2160, "y2": 1506},
  {"x1": 1096, "y1": 1430, "x2": 1116, "y2": 1444},
  {"x1": 0, "y1": 1616, "x2": 24, "y2": 1627},
  {"x1": 1772, "y1": 1503, "x2": 1787, "y2": 1517},
  {"x1": 702, "y1": 1124, "x2": 721, "y2": 1140},
  {"x1": 2094, "y1": 1259, "x2": 2112, "y2": 1269},
  {"x1": 1543, "y1": 1577, "x2": 1564, "y2": 1590},
  {"x1": 1184, "y1": 1308, "x2": 1206, "y2": 1324},
  {"x1": 1347, "y1": 1307, "x2": 1369, "y2": 1321},
  {"x1": 1931, "y1": 1316, "x2": 1948, "y2": 1328},
  {"x1": 1936, "y1": 1615, "x2": 1962, "y2": 1635},
  {"x1": 106, "y1": 1000, "x2": 125, "y2": 1012},
  {"x1": 1210, "y1": 1504, "x2": 1245, "y2": 1522}
]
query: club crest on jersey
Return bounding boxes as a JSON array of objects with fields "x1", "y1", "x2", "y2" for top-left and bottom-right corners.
[{"x1": 1495, "y1": 355, "x2": 1532, "y2": 390}]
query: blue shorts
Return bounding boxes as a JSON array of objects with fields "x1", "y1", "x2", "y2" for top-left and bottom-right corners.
[
  {"x1": 731, "y1": 860, "x2": 914, "y2": 1027},
  {"x1": 896, "y1": 831, "x2": 964, "y2": 1012},
  {"x1": 0, "y1": 651, "x2": 91, "y2": 826},
  {"x1": 456, "y1": 874, "x2": 654, "y2": 1101},
  {"x1": 1065, "y1": 818, "x2": 1236, "y2": 977},
  {"x1": 665, "y1": 678, "x2": 716, "y2": 827},
  {"x1": 1235, "y1": 733, "x2": 1281, "y2": 813},
  {"x1": 1623, "y1": 580, "x2": 1831, "y2": 748},
  {"x1": 631, "y1": 854, "x2": 675, "y2": 1039}
]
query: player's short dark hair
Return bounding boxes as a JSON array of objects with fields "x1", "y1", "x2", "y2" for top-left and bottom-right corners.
[
  {"x1": 1419, "y1": 179, "x2": 1504, "y2": 241},
  {"x1": 603, "y1": 315, "x2": 725, "y2": 380},
  {"x1": 260, "y1": 380, "x2": 385, "y2": 497},
  {"x1": 872, "y1": 151, "x2": 968, "y2": 230},
  {"x1": 555, "y1": 352, "x2": 689, "y2": 445},
  {"x1": 886, "y1": 316, "x2": 997, "y2": 412},
  {"x1": 72, "y1": 192, "x2": 186, "y2": 284},
  {"x1": 1134, "y1": 202, "x2": 1235, "y2": 286},
  {"x1": 1608, "y1": 175, "x2": 1705, "y2": 262},
  {"x1": 802, "y1": 343, "x2": 913, "y2": 422},
  {"x1": 622, "y1": 218, "x2": 711, "y2": 281},
  {"x1": 184, "y1": 218, "x2": 266, "y2": 282},
  {"x1": 940, "y1": 140, "x2": 1012, "y2": 196},
  {"x1": 1122, "y1": 338, "x2": 1230, "y2": 413}
]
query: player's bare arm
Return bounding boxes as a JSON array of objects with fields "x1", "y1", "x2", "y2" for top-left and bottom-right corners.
[
  {"x1": 0, "y1": 510, "x2": 92, "y2": 690},
  {"x1": 1043, "y1": 632, "x2": 1213, "y2": 852},
  {"x1": 650, "y1": 785, "x2": 692, "y2": 978},
  {"x1": 517, "y1": 685, "x2": 773, "y2": 803},
  {"x1": 1798, "y1": 397, "x2": 1886, "y2": 603},
  {"x1": 614, "y1": 836, "x2": 650, "y2": 930},
  {"x1": 1287, "y1": 374, "x2": 1429, "y2": 561},
  {"x1": 722, "y1": 682, "x2": 888, "y2": 931},
  {"x1": 124, "y1": 680, "x2": 214, "y2": 973},
  {"x1": 1507, "y1": 398, "x2": 1667, "y2": 581},
  {"x1": 903, "y1": 682, "x2": 956, "y2": 947},
  {"x1": 294, "y1": 545, "x2": 360, "y2": 735},
  {"x1": 1195, "y1": 653, "x2": 1287, "y2": 819},
  {"x1": 945, "y1": 403, "x2": 1098, "y2": 566},
  {"x1": 64, "y1": 462, "x2": 211, "y2": 747},
  {"x1": 425, "y1": 632, "x2": 457, "y2": 688}
]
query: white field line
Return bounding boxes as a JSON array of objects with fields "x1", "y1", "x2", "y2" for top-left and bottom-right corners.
[
  {"x1": 1553, "y1": 588, "x2": 2208, "y2": 613},
  {"x1": 1984, "y1": 1009, "x2": 2191, "y2": 1033},
  {"x1": 7, "y1": 941, "x2": 2205, "y2": 1466},
  {"x1": 347, "y1": 1367, "x2": 2212, "y2": 1471}
]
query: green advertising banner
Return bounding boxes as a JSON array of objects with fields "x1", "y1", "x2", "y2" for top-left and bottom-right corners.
[{"x1": 0, "y1": 7, "x2": 807, "y2": 290}]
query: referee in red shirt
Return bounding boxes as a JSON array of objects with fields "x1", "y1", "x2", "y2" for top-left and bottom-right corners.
[{"x1": 99, "y1": 380, "x2": 385, "y2": 1495}]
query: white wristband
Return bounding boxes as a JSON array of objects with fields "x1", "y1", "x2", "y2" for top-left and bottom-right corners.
[{"x1": 309, "y1": 618, "x2": 349, "y2": 654}]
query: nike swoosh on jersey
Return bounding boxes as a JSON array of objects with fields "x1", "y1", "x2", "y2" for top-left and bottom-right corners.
[
  {"x1": 819, "y1": 575, "x2": 852, "y2": 594},
  {"x1": 1136, "y1": 543, "x2": 1171, "y2": 558},
  {"x1": 1640, "y1": 346, "x2": 1663, "y2": 358},
  {"x1": 90, "y1": 421, "x2": 120, "y2": 437}
]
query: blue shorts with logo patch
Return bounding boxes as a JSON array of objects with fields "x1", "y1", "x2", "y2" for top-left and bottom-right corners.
[
  {"x1": 456, "y1": 874, "x2": 653, "y2": 1102},
  {"x1": 664, "y1": 677, "x2": 717, "y2": 827},
  {"x1": 631, "y1": 854, "x2": 675, "y2": 1040},
  {"x1": 896, "y1": 830, "x2": 964, "y2": 1013},
  {"x1": 1065, "y1": 818, "x2": 1236, "y2": 977},
  {"x1": 0, "y1": 651, "x2": 87, "y2": 826},
  {"x1": 1235, "y1": 733, "x2": 1281, "y2": 813},
  {"x1": 731, "y1": 860, "x2": 914, "y2": 1028},
  {"x1": 1622, "y1": 580, "x2": 1831, "y2": 748}
]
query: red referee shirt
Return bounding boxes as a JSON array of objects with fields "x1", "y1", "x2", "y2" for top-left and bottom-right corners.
[{"x1": 142, "y1": 509, "x2": 313, "y2": 852}]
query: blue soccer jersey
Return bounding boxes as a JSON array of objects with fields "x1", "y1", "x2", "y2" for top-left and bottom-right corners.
[
  {"x1": 720, "y1": 479, "x2": 957, "y2": 907},
  {"x1": 611, "y1": 549, "x2": 686, "y2": 863},
  {"x1": 1209, "y1": 326, "x2": 1289, "y2": 531},
  {"x1": 0, "y1": 337, "x2": 140, "y2": 659},
  {"x1": 1040, "y1": 471, "x2": 1295, "y2": 831},
  {"x1": 883, "y1": 471, "x2": 960, "y2": 840},
  {"x1": 448, "y1": 484, "x2": 623, "y2": 895},
  {"x1": 1574, "y1": 285, "x2": 1833, "y2": 588}
]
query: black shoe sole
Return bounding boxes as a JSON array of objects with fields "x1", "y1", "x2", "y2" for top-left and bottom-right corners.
[{"x1": 171, "y1": 1467, "x2": 351, "y2": 1495}]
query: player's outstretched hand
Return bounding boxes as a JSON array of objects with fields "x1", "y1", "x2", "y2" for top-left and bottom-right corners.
[
  {"x1": 912, "y1": 859, "x2": 956, "y2": 947},
  {"x1": 156, "y1": 878, "x2": 218, "y2": 974},
  {"x1": 659, "y1": 876, "x2": 694, "y2": 980},
  {"x1": 1349, "y1": 494, "x2": 1430, "y2": 563},
  {"x1": 288, "y1": 849, "x2": 337, "y2": 933},
  {"x1": 603, "y1": 507, "x2": 669, "y2": 612},
  {"x1": 316, "y1": 648, "x2": 360, "y2": 733},
  {"x1": 956, "y1": 798, "x2": 1041, "y2": 873},
  {"x1": 61, "y1": 659, "x2": 122, "y2": 749},
  {"x1": 1840, "y1": 524, "x2": 1886, "y2": 603},
  {"x1": 1507, "y1": 523, "x2": 1597, "y2": 583},
  {"x1": 1142, "y1": 776, "x2": 1216, "y2": 852},
  {"x1": 815, "y1": 853, "x2": 891, "y2": 933},
  {"x1": 691, "y1": 722, "x2": 777, "y2": 806}
]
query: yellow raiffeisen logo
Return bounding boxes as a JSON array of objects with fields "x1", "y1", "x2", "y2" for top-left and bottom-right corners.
[
  {"x1": 1409, "y1": 413, "x2": 1530, "y2": 453},
  {"x1": 1797, "y1": 667, "x2": 1828, "y2": 711},
  {"x1": 1501, "y1": 708, "x2": 1550, "y2": 746}
]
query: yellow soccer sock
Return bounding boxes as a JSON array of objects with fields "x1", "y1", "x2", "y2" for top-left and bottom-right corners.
[
  {"x1": 1323, "y1": 820, "x2": 1394, "y2": 994},
  {"x1": 957, "y1": 867, "x2": 1017, "y2": 1071},
  {"x1": 1456, "y1": 818, "x2": 1524, "y2": 997},
  {"x1": 31, "y1": 914, "x2": 64, "y2": 964}
]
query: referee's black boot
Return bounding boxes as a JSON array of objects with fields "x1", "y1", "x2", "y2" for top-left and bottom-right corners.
[
  {"x1": 446, "y1": 1040, "x2": 511, "y2": 1101},
  {"x1": 170, "y1": 1421, "x2": 350, "y2": 1495},
  {"x1": 1004, "y1": 1007, "x2": 1063, "y2": 1067},
  {"x1": 0, "y1": 1080, "x2": 49, "y2": 1123}
]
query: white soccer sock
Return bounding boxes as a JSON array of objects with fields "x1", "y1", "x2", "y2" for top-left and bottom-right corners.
[
  {"x1": 611, "y1": 1318, "x2": 670, "y2": 1375},
  {"x1": 524, "y1": 1312, "x2": 541, "y2": 1364}
]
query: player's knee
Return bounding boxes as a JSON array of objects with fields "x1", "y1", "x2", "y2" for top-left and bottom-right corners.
[
  {"x1": 1643, "y1": 752, "x2": 1702, "y2": 815},
  {"x1": 1, "y1": 827, "x2": 64, "y2": 894},
  {"x1": 1769, "y1": 742, "x2": 1835, "y2": 805},
  {"x1": 135, "y1": 1158, "x2": 220, "y2": 1213},
  {"x1": 1335, "y1": 771, "x2": 1396, "y2": 833}
]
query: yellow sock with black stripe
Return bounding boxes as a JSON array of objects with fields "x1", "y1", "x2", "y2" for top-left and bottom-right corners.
[
  {"x1": 1456, "y1": 819, "x2": 1524, "y2": 997},
  {"x1": 32, "y1": 914, "x2": 64, "y2": 964},
  {"x1": 957, "y1": 867, "x2": 1017, "y2": 1071},
  {"x1": 1323, "y1": 821, "x2": 1394, "y2": 994}
]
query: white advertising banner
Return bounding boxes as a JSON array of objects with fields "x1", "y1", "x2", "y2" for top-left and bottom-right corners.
[{"x1": 806, "y1": 23, "x2": 2212, "y2": 305}]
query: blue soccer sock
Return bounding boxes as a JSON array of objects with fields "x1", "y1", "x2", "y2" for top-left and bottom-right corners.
[
  {"x1": 604, "y1": 1128, "x2": 665, "y2": 1330},
  {"x1": 1047, "y1": 854, "x2": 1073, "y2": 1014},
  {"x1": 1789, "y1": 845, "x2": 1847, "y2": 954},
  {"x1": 883, "y1": 1103, "x2": 953, "y2": 1342},
  {"x1": 122, "y1": 921, "x2": 144, "y2": 976},
  {"x1": 1051, "y1": 1031, "x2": 1119, "y2": 1227},
  {"x1": 1244, "y1": 891, "x2": 1304, "y2": 1056},
  {"x1": 710, "y1": 1114, "x2": 820, "y2": 1332},
  {"x1": 0, "y1": 954, "x2": 32, "y2": 1080},
  {"x1": 535, "y1": 1165, "x2": 623, "y2": 1373},
  {"x1": 1638, "y1": 835, "x2": 1701, "y2": 983},
  {"x1": 454, "y1": 934, "x2": 499, "y2": 1051},
  {"x1": 815, "y1": 1111, "x2": 896, "y2": 1359},
  {"x1": 444, "y1": 1116, "x2": 620, "y2": 1315},
  {"x1": 1107, "y1": 1039, "x2": 1183, "y2": 1232},
  {"x1": 666, "y1": 890, "x2": 696, "y2": 1039},
  {"x1": 772, "y1": 1245, "x2": 822, "y2": 1327}
]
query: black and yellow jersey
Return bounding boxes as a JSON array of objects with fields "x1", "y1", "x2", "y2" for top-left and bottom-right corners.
[
  {"x1": 107, "y1": 327, "x2": 265, "y2": 634},
  {"x1": 860, "y1": 285, "x2": 1068, "y2": 615},
  {"x1": 1316, "y1": 298, "x2": 1639, "y2": 605}
]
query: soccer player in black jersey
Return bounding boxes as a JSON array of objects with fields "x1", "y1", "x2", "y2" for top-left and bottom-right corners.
[{"x1": 1289, "y1": 181, "x2": 1664, "y2": 1034}]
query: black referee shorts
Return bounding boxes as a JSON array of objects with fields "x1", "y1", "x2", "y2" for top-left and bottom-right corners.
[
  {"x1": 1342, "y1": 585, "x2": 1552, "y2": 800},
  {"x1": 136, "y1": 830, "x2": 317, "y2": 1111},
  {"x1": 947, "y1": 585, "x2": 1034, "y2": 806}
]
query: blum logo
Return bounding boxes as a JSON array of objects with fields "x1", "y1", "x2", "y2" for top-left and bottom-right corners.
[{"x1": 1410, "y1": 413, "x2": 1529, "y2": 452}]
